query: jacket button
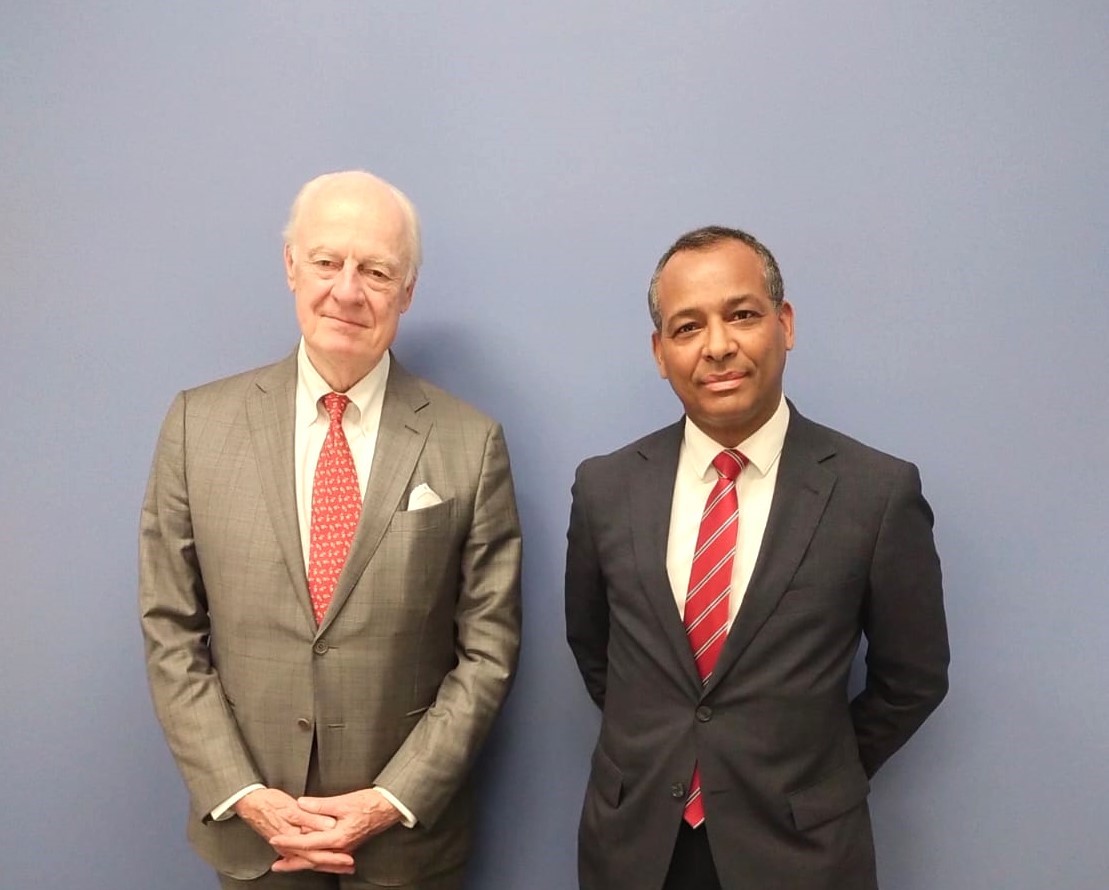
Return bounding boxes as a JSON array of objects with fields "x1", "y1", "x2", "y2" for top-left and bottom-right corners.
[
  {"x1": 313, "y1": 640, "x2": 329, "y2": 655},
  {"x1": 296, "y1": 717, "x2": 311, "y2": 730},
  {"x1": 670, "y1": 782, "x2": 686, "y2": 799},
  {"x1": 696, "y1": 705, "x2": 713, "y2": 722}
]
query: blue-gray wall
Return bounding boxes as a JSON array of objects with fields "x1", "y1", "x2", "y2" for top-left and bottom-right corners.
[{"x1": 3, "y1": 2, "x2": 1106, "y2": 887}]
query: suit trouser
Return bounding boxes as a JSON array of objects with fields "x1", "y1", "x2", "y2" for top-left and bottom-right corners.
[
  {"x1": 218, "y1": 867, "x2": 464, "y2": 890},
  {"x1": 662, "y1": 822, "x2": 722, "y2": 890}
]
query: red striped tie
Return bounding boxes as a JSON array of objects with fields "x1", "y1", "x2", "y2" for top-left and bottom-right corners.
[
  {"x1": 307, "y1": 393, "x2": 362, "y2": 625},
  {"x1": 683, "y1": 449, "x2": 746, "y2": 828}
]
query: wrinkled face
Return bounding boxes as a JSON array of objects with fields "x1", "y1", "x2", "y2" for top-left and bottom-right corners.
[
  {"x1": 651, "y1": 240, "x2": 794, "y2": 446},
  {"x1": 285, "y1": 182, "x2": 414, "y2": 390}
]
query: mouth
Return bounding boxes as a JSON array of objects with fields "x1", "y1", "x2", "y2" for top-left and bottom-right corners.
[
  {"x1": 323, "y1": 315, "x2": 368, "y2": 329},
  {"x1": 701, "y1": 371, "x2": 748, "y2": 392}
]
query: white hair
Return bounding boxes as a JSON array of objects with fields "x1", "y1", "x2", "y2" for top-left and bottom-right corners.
[{"x1": 283, "y1": 170, "x2": 423, "y2": 286}]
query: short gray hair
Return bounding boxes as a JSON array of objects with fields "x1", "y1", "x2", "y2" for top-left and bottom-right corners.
[
  {"x1": 647, "y1": 225, "x2": 784, "y2": 330},
  {"x1": 283, "y1": 170, "x2": 423, "y2": 287}
]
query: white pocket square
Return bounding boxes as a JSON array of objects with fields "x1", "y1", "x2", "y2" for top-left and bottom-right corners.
[{"x1": 407, "y1": 483, "x2": 443, "y2": 511}]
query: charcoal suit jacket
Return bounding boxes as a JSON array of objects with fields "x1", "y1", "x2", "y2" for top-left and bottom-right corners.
[{"x1": 565, "y1": 407, "x2": 948, "y2": 890}]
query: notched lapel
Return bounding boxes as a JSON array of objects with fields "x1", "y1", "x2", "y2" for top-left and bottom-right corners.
[
  {"x1": 707, "y1": 415, "x2": 837, "y2": 694},
  {"x1": 319, "y1": 360, "x2": 431, "y2": 634},
  {"x1": 630, "y1": 422, "x2": 702, "y2": 692},
  {"x1": 247, "y1": 354, "x2": 314, "y2": 627}
]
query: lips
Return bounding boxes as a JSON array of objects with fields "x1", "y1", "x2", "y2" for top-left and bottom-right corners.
[
  {"x1": 701, "y1": 370, "x2": 747, "y2": 391},
  {"x1": 324, "y1": 315, "x2": 368, "y2": 329}
]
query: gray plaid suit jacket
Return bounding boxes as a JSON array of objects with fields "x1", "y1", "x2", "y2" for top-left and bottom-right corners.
[{"x1": 140, "y1": 350, "x2": 522, "y2": 883}]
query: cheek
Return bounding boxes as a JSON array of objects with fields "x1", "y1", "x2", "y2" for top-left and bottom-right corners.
[
  {"x1": 668, "y1": 349, "x2": 700, "y2": 382},
  {"x1": 368, "y1": 292, "x2": 405, "y2": 323},
  {"x1": 294, "y1": 288, "x2": 325, "y2": 328}
]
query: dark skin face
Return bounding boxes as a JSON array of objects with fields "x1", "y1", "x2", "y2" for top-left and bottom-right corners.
[{"x1": 651, "y1": 240, "x2": 794, "y2": 446}]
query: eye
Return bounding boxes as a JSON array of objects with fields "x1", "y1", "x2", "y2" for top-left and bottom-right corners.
[
  {"x1": 672, "y1": 321, "x2": 700, "y2": 336},
  {"x1": 360, "y1": 265, "x2": 392, "y2": 281},
  {"x1": 314, "y1": 258, "x2": 340, "y2": 271},
  {"x1": 729, "y1": 309, "x2": 760, "y2": 322}
]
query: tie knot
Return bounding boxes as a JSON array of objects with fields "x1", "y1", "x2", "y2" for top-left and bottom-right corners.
[
  {"x1": 322, "y1": 392, "x2": 351, "y2": 426},
  {"x1": 712, "y1": 449, "x2": 746, "y2": 481}
]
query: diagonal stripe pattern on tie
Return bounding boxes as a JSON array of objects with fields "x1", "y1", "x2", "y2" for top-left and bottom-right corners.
[
  {"x1": 683, "y1": 448, "x2": 746, "y2": 828},
  {"x1": 307, "y1": 393, "x2": 362, "y2": 625}
]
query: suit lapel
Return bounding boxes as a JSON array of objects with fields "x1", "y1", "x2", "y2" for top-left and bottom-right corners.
[
  {"x1": 247, "y1": 351, "x2": 315, "y2": 627},
  {"x1": 705, "y1": 410, "x2": 837, "y2": 694},
  {"x1": 318, "y1": 357, "x2": 431, "y2": 635},
  {"x1": 630, "y1": 421, "x2": 703, "y2": 692}
]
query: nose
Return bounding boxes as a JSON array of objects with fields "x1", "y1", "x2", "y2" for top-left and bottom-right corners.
[
  {"x1": 702, "y1": 318, "x2": 737, "y2": 362},
  {"x1": 331, "y1": 261, "x2": 362, "y2": 303}
]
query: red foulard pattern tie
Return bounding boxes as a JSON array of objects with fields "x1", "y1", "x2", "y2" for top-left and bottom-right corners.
[
  {"x1": 683, "y1": 448, "x2": 746, "y2": 828},
  {"x1": 307, "y1": 393, "x2": 362, "y2": 625}
]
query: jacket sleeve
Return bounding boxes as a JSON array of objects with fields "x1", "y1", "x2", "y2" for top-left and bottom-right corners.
[
  {"x1": 565, "y1": 461, "x2": 611, "y2": 709},
  {"x1": 850, "y1": 461, "x2": 950, "y2": 776},
  {"x1": 138, "y1": 391, "x2": 262, "y2": 818}
]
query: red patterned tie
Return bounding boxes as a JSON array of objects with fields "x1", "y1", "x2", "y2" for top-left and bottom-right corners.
[
  {"x1": 683, "y1": 449, "x2": 746, "y2": 828},
  {"x1": 307, "y1": 393, "x2": 362, "y2": 625}
]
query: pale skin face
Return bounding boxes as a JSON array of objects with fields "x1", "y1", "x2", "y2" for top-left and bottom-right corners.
[
  {"x1": 651, "y1": 240, "x2": 795, "y2": 447},
  {"x1": 284, "y1": 176, "x2": 415, "y2": 392}
]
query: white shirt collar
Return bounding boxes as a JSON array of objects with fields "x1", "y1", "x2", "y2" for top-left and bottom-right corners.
[
  {"x1": 682, "y1": 394, "x2": 791, "y2": 481},
  {"x1": 294, "y1": 338, "x2": 391, "y2": 430}
]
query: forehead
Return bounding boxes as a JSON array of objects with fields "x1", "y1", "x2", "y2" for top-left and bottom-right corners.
[
  {"x1": 657, "y1": 241, "x2": 768, "y2": 304},
  {"x1": 295, "y1": 185, "x2": 408, "y2": 259}
]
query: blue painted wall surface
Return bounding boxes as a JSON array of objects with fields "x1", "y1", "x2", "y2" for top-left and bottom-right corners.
[{"x1": 2, "y1": 3, "x2": 1106, "y2": 887}]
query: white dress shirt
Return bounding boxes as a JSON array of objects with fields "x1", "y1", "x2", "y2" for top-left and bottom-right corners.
[
  {"x1": 293, "y1": 340, "x2": 389, "y2": 568},
  {"x1": 212, "y1": 341, "x2": 416, "y2": 827},
  {"x1": 665, "y1": 395, "x2": 791, "y2": 626}
]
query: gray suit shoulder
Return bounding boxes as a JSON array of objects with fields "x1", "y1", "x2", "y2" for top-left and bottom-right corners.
[
  {"x1": 411, "y1": 374, "x2": 503, "y2": 434},
  {"x1": 158, "y1": 357, "x2": 294, "y2": 434},
  {"x1": 181, "y1": 358, "x2": 287, "y2": 401}
]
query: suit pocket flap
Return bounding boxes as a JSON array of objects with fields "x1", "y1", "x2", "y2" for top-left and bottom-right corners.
[
  {"x1": 788, "y1": 761, "x2": 870, "y2": 831},
  {"x1": 591, "y1": 744, "x2": 623, "y2": 808}
]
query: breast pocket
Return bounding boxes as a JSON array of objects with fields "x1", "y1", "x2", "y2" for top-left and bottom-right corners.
[
  {"x1": 771, "y1": 572, "x2": 866, "y2": 618},
  {"x1": 387, "y1": 497, "x2": 455, "y2": 535},
  {"x1": 370, "y1": 499, "x2": 460, "y2": 621}
]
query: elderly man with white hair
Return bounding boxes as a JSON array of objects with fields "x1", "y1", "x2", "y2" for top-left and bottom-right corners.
[{"x1": 141, "y1": 170, "x2": 522, "y2": 890}]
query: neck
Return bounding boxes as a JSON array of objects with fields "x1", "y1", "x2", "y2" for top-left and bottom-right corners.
[{"x1": 306, "y1": 347, "x2": 378, "y2": 394}]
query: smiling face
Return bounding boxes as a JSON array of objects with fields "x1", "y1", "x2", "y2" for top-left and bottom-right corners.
[
  {"x1": 284, "y1": 175, "x2": 416, "y2": 392},
  {"x1": 651, "y1": 239, "x2": 794, "y2": 446}
]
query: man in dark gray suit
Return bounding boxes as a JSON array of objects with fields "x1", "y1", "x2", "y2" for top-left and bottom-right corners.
[
  {"x1": 565, "y1": 226, "x2": 949, "y2": 890},
  {"x1": 140, "y1": 170, "x2": 521, "y2": 889}
]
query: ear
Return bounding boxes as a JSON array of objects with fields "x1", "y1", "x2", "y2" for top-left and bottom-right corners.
[
  {"x1": 398, "y1": 273, "x2": 417, "y2": 314},
  {"x1": 651, "y1": 330, "x2": 669, "y2": 379},
  {"x1": 283, "y1": 243, "x2": 296, "y2": 291},
  {"x1": 778, "y1": 300, "x2": 796, "y2": 351}
]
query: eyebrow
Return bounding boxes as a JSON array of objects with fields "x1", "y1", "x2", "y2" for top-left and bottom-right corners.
[
  {"x1": 304, "y1": 247, "x2": 401, "y2": 268},
  {"x1": 666, "y1": 294, "x2": 760, "y2": 320}
]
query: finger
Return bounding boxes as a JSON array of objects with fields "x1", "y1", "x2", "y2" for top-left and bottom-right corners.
[
  {"x1": 285, "y1": 809, "x2": 338, "y2": 832},
  {"x1": 271, "y1": 830, "x2": 346, "y2": 853},
  {"x1": 273, "y1": 847, "x2": 354, "y2": 871},
  {"x1": 295, "y1": 796, "x2": 340, "y2": 816},
  {"x1": 270, "y1": 854, "x2": 315, "y2": 873}
]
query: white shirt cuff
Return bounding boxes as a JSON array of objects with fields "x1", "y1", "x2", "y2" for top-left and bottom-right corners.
[
  {"x1": 211, "y1": 783, "x2": 266, "y2": 821},
  {"x1": 374, "y1": 786, "x2": 417, "y2": 828}
]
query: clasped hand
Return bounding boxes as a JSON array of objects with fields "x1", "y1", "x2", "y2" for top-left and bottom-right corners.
[{"x1": 235, "y1": 787, "x2": 403, "y2": 875}]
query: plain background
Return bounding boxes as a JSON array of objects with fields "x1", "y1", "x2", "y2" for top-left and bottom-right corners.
[{"x1": 2, "y1": 2, "x2": 1107, "y2": 888}]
